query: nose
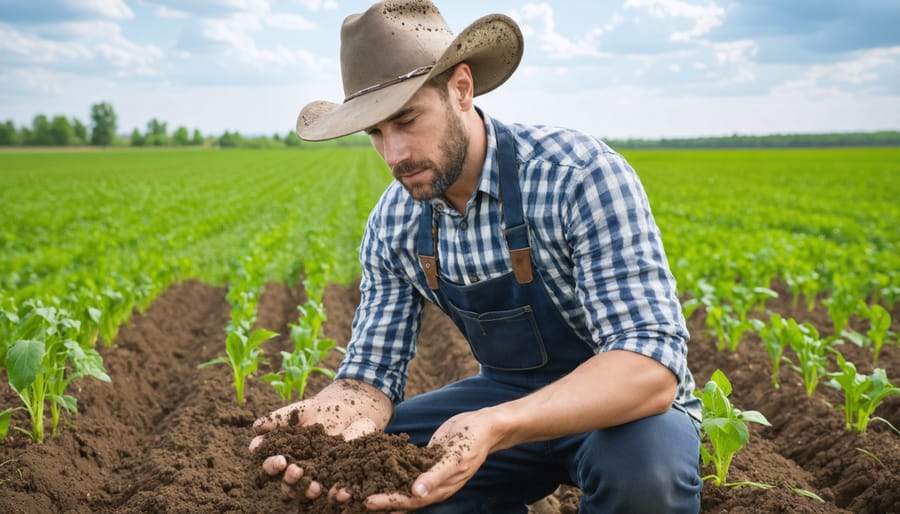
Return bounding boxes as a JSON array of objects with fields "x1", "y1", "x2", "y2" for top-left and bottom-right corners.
[{"x1": 380, "y1": 130, "x2": 410, "y2": 170}]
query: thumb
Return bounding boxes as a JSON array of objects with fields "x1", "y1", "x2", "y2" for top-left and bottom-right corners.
[{"x1": 341, "y1": 417, "x2": 378, "y2": 441}]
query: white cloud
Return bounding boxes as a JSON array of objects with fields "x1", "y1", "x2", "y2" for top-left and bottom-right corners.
[
  {"x1": 267, "y1": 13, "x2": 316, "y2": 31},
  {"x1": 0, "y1": 67, "x2": 68, "y2": 95},
  {"x1": 479, "y1": 85, "x2": 900, "y2": 139},
  {"x1": 510, "y1": 3, "x2": 617, "y2": 59},
  {"x1": 624, "y1": 0, "x2": 724, "y2": 41},
  {"x1": 0, "y1": 24, "x2": 93, "y2": 63},
  {"x1": 67, "y1": 0, "x2": 134, "y2": 20},
  {"x1": 775, "y1": 46, "x2": 900, "y2": 92},
  {"x1": 0, "y1": 21, "x2": 163, "y2": 78},
  {"x1": 154, "y1": 5, "x2": 188, "y2": 19},
  {"x1": 293, "y1": 0, "x2": 337, "y2": 11}
]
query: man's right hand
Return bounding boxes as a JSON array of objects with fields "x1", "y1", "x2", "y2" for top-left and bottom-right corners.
[{"x1": 248, "y1": 379, "x2": 393, "y2": 501}]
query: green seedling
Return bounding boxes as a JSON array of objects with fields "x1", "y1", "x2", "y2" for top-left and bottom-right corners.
[
  {"x1": 787, "y1": 321, "x2": 830, "y2": 397},
  {"x1": 3, "y1": 301, "x2": 110, "y2": 442},
  {"x1": 200, "y1": 318, "x2": 277, "y2": 405},
  {"x1": 758, "y1": 313, "x2": 793, "y2": 388},
  {"x1": 856, "y1": 303, "x2": 894, "y2": 365},
  {"x1": 695, "y1": 369, "x2": 771, "y2": 487},
  {"x1": 827, "y1": 352, "x2": 900, "y2": 432},
  {"x1": 263, "y1": 300, "x2": 344, "y2": 401}
]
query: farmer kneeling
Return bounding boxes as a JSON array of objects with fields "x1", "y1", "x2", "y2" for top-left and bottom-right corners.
[{"x1": 251, "y1": 1, "x2": 702, "y2": 512}]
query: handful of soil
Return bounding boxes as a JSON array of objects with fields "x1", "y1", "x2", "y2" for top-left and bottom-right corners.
[{"x1": 252, "y1": 423, "x2": 444, "y2": 513}]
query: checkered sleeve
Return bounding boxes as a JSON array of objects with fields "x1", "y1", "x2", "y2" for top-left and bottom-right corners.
[
  {"x1": 334, "y1": 201, "x2": 424, "y2": 404},
  {"x1": 564, "y1": 147, "x2": 690, "y2": 382}
]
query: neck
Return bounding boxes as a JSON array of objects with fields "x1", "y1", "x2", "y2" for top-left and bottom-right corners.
[{"x1": 443, "y1": 109, "x2": 486, "y2": 214}]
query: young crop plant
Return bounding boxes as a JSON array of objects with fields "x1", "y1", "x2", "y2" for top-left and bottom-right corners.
[
  {"x1": 822, "y1": 280, "x2": 859, "y2": 341},
  {"x1": 783, "y1": 269, "x2": 823, "y2": 312},
  {"x1": 199, "y1": 288, "x2": 277, "y2": 405},
  {"x1": 695, "y1": 369, "x2": 771, "y2": 487},
  {"x1": 2, "y1": 300, "x2": 110, "y2": 442},
  {"x1": 827, "y1": 352, "x2": 900, "y2": 433},
  {"x1": 263, "y1": 300, "x2": 345, "y2": 402},
  {"x1": 855, "y1": 303, "x2": 895, "y2": 365},
  {"x1": 787, "y1": 321, "x2": 831, "y2": 397},
  {"x1": 758, "y1": 313, "x2": 797, "y2": 389}
]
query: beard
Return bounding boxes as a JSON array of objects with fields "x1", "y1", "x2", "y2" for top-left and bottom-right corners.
[{"x1": 392, "y1": 107, "x2": 469, "y2": 202}]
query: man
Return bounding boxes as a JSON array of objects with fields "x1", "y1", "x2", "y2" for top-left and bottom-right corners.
[{"x1": 251, "y1": 1, "x2": 703, "y2": 512}]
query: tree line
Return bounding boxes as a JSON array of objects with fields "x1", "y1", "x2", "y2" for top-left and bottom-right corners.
[
  {"x1": 0, "y1": 101, "x2": 315, "y2": 149},
  {"x1": 2, "y1": 101, "x2": 897, "y2": 150},
  {"x1": 606, "y1": 131, "x2": 900, "y2": 149}
]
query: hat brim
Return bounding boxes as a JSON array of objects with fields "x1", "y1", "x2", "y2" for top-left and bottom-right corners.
[{"x1": 296, "y1": 13, "x2": 523, "y2": 142}]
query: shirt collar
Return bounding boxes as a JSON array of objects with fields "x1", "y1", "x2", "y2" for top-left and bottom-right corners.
[
  {"x1": 476, "y1": 108, "x2": 502, "y2": 201},
  {"x1": 428, "y1": 107, "x2": 502, "y2": 213}
]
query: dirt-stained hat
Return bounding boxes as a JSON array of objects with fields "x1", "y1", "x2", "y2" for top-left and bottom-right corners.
[{"x1": 295, "y1": 0, "x2": 523, "y2": 141}]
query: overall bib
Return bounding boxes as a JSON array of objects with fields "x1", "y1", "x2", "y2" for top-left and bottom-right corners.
[{"x1": 386, "y1": 120, "x2": 702, "y2": 514}]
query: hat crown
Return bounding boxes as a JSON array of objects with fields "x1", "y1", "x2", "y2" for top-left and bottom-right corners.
[{"x1": 340, "y1": 1, "x2": 455, "y2": 98}]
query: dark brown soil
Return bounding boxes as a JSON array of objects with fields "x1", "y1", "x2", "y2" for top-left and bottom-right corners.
[
  {"x1": 251, "y1": 423, "x2": 442, "y2": 514},
  {"x1": 0, "y1": 279, "x2": 897, "y2": 513}
]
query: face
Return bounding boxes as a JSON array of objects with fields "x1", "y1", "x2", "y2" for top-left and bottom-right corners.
[{"x1": 367, "y1": 86, "x2": 469, "y2": 202}]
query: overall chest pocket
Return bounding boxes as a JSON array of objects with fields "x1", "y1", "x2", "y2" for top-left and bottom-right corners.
[{"x1": 450, "y1": 302, "x2": 549, "y2": 371}]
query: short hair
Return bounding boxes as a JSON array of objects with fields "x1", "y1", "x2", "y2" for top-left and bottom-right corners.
[{"x1": 425, "y1": 63, "x2": 461, "y2": 100}]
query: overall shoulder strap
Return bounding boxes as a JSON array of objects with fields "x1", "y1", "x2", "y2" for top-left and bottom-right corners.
[{"x1": 494, "y1": 120, "x2": 533, "y2": 284}]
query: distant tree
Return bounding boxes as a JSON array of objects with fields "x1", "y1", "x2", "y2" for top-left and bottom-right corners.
[
  {"x1": 172, "y1": 126, "x2": 190, "y2": 146},
  {"x1": 30, "y1": 114, "x2": 52, "y2": 145},
  {"x1": 90, "y1": 102, "x2": 117, "y2": 146},
  {"x1": 72, "y1": 118, "x2": 88, "y2": 145},
  {"x1": 272, "y1": 132, "x2": 281, "y2": 141},
  {"x1": 49, "y1": 115, "x2": 74, "y2": 146},
  {"x1": 0, "y1": 120, "x2": 19, "y2": 145},
  {"x1": 284, "y1": 130, "x2": 301, "y2": 147},
  {"x1": 219, "y1": 130, "x2": 241, "y2": 148},
  {"x1": 130, "y1": 128, "x2": 145, "y2": 147},
  {"x1": 145, "y1": 118, "x2": 168, "y2": 146},
  {"x1": 19, "y1": 127, "x2": 33, "y2": 145},
  {"x1": 191, "y1": 129, "x2": 204, "y2": 146}
]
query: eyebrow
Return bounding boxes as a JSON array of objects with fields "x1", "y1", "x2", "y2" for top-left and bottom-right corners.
[{"x1": 366, "y1": 107, "x2": 416, "y2": 134}]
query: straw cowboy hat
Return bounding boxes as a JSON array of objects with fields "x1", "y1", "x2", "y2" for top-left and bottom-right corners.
[{"x1": 296, "y1": 0, "x2": 524, "y2": 141}]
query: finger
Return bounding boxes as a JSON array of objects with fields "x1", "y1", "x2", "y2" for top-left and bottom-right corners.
[
  {"x1": 262, "y1": 455, "x2": 287, "y2": 476},
  {"x1": 279, "y1": 464, "x2": 305, "y2": 499},
  {"x1": 248, "y1": 434, "x2": 265, "y2": 453},
  {"x1": 327, "y1": 484, "x2": 353, "y2": 503},
  {"x1": 365, "y1": 492, "x2": 420, "y2": 511},
  {"x1": 283, "y1": 463, "x2": 303, "y2": 484},
  {"x1": 305, "y1": 480, "x2": 323, "y2": 500},
  {"x1": 342, "y1": 417, "x2": 378, "y2": 441},
  {"x1": 253, "y1": 403, "x2": 306, "y2": 434}
]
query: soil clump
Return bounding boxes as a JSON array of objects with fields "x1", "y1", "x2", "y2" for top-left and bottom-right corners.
[
  {"x1": 252, "y1": 423, "x2": 442, "y2": 513},
  {"x1": 0, "y1": 279, "x2": 897, "y2": 513}
]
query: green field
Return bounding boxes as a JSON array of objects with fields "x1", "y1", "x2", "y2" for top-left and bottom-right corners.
[
  {"x1": 1, "y1": 144, "x2": 898, "y2": 442},
  {"x1": 3, "y1": 146, "x2": 898, "y2": 319}
]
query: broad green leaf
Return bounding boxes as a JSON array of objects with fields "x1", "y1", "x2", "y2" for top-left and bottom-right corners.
[
  {"x1": 6, "y1": 339, "x2": 45, "y2": 393},
  {"x1": 0, "y1": 407, "x2": 12, "y2": 439}
]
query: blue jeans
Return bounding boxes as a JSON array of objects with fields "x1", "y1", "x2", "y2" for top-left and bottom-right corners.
[{"x1": 386, "y1": 374, "x2": 702, "y2": 513}]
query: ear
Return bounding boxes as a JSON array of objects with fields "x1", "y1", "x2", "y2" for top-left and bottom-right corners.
[{"x1": 449, "y1": 63, "x2": 475, "y2": 111}]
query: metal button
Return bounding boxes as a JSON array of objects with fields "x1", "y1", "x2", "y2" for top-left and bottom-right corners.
[
  {"x1": 468, "y1": 274, "x2": 479, "y2": 283},
  {"x1": 459, "y1": 221, "x2": 467, "y2": 230}
]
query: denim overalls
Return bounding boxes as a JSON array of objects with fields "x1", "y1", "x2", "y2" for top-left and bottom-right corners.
[{"x1": 386, "y1": 120, "x2": 702, "y2": 514}]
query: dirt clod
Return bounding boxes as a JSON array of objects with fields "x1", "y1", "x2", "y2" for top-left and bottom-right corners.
[{"x1": 253, "y1": 424, "x2": 443, "y2": 513}]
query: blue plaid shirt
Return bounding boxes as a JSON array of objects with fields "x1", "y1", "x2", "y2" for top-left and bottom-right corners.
[{"x1": 337, "y1": 110, "x2": 700, "y2": 422}]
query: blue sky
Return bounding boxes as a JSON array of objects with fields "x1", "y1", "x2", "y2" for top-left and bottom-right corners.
[{"x1": 1, "y1": 0, "x2": 898, "y2": 139}]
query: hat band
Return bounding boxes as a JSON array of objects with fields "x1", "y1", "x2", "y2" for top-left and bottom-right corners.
[{"x1": 343, "y1": 65, "x2": 434, "y2": 103}]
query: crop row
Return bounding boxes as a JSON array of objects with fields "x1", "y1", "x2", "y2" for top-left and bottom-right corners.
[
  {"x1": 1, "y1": 147, "x2": 897, "y2": 455},
  {"x1": 0, "y1": 148, "x2": 389, "y2": 440}
]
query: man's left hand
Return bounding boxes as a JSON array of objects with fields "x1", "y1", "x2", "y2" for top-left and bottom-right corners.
[{"x1": 364, "y1": 409, "x2": 497, "y2": 511}]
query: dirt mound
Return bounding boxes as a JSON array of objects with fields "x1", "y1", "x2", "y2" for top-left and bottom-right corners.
[{"x1": 0, "y1": 279, "x2": 897, "y2": 513}]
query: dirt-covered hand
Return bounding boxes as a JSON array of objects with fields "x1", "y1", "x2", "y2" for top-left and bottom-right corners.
[
  {"x1": 364, "y1": 409, "x2": 494, "y2": 512},
  {"x1": 249, "y1": 379, "x2": 393, "y2": 501}
]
